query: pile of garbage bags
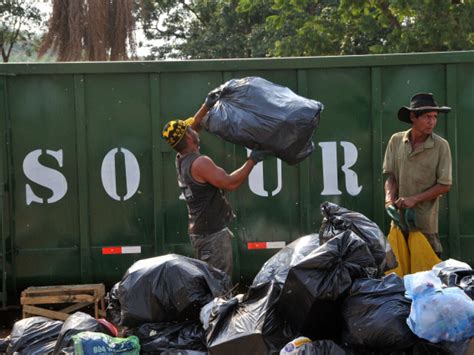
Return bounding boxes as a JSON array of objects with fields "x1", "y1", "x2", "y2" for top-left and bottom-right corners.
[
  {"x1": 0, "y1": 312, "x2": 135, "y2": 355},
  {"x1": 1, "y1": 203, "x2": 473, "y2": 354}
]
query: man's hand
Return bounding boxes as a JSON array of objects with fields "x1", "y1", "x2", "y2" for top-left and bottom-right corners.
[
  {"x1": 395, "y1": 196, "x2": 418, "y2": 209},
  {"x1": 204, "y1": 88, "x2": 221, "y2": 109},
  {"x1": 249, "y1": 149, "x2": 273, "y2": 163}
]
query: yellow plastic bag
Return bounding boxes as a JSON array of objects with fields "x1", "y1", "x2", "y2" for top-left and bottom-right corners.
[
  {"x1": 386, "y1": 225, "x2": 410, "y2": 277},
  {"x1": 408, "y1": 231, "x2": 442, "y2": 273}
]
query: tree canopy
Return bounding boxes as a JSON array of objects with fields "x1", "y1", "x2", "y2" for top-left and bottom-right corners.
[
  {"x1": 0, "y1": 0, "x2": 42, "y2": 62},
  {"x1": 4, "y1": 0, "x2": 474, "y2": 62},
  {"x1": 139, "y1": 0, "x2": 474, "y2": 59}
]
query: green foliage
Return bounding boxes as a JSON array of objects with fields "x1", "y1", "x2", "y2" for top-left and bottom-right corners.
[
  {"x1": 0, "y1": 0, "x2": 42, "y2": 62},
  {"x1": 139, "y1": 0, "x2": 474, "y2": 59},
  {"x1": 138, "y1": 0, "x2": 275, "y2": 59}
]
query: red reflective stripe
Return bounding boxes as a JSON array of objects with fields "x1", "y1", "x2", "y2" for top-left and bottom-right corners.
[
  {"x1": 102, "y1": 247, "x2": 122, "y2": 255},
  {"x1": 247, "y1": 242, "x2": 267, "y2": 250}
]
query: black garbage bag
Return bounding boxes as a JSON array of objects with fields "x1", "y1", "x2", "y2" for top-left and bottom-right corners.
[
  {"x1": 6, "y1": 316, "x2": 63, "y2": 355},
  {"x1": 278, "y1": 230, "x2": 376, "y2": 340},
  {"x1": 53, "y1": 311, "x2": 116, "y2": 354},
  {"x1": 252, "y1": 233, "x2": 320, "y2": 287},
  {"x1": 106, "y1": 282, "x2": 122, "y2": 324},
  {"x1": 319, "y1": 202, "x2": 396, "y2": 273},
  {"x1": 410, "y1": 338, "x2": 474, "y2": 355},
  {"x1": 282, "y1": 339, "x2": 347, "y2": 355},
  {"x1": 206, "y1": 282, "x2": 296, "y2": 354},
  {"x1": 0, "y1": 337, "x2": 9, "y2": 352},
  {"x1": 204, "y1": 76, "x2": 323, "y2": 165},
  {"x1": 118, "y1": 254, "x2": 232, "y2": 326},
  {"x1": 126, "y1": 320, "x2": 206, "y2": 354},
  {"x1": 341, "y1": 273, "x2": 417, "y2": 351},
  {"x1": 22, "y1": 339, "x2": 57, "y2": 354}
]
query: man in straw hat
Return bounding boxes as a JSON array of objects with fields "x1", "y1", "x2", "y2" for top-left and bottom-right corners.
[
  {"x1": 162, "y1": 94, "x2": 271, "y2": 277},
  {"x1": 383, "y1": 93, "x2": 452, "y2": 257}
]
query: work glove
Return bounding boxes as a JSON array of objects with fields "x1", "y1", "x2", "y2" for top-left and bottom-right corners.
[
  {"x1": 404, "y1": 208, "x2": 417, "y2": 231},
  {"x1": 385, "y1": 203, "x2": 403, "y2": 230},
  {"x1": 385, "y1": 203, "x2": 417, "y2": 233},
  {"x1": 204, "y1": 88, "x2": 222, "y2": 109},
  {"x1": 249, "y1": 149, "x2": 273, "y2": 163},
  {"x1": 184, "y1": 117, "x2": 195, "y2": 126}
]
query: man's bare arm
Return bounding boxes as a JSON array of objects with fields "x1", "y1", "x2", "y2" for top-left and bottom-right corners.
[
  {"x1": 384, "y1": 174, "x2": 398, "y2": 206},
  {"x1": 191, "y1": 155, "x2": 256, "y2": 191},
  {"x1": 190, "y1": 105, "x2": 209, "y2": 132}
]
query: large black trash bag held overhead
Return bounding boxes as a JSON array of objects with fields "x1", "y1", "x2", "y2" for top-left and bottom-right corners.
[
  {"x1": 6, "y1": 316, "x2": 63, "y2": 355},
  {"x1": 252, "y1": 233, "x2": 320, "y2": 287},
  {"x1": 319, "y1": 201, "x2": 396, "y2": 272},
  {"x1": 204, "y1": 76, "x2": 323, "y2": 165},
  {"x1": 277, "y1": 230, "x2": 376, "y2": 340},
  {"x1": 341, "y1": 273, "x2": 417, "y2": 352},
  {"x1": 118, "y1": 254, "x2": 232, "y2": 326}
]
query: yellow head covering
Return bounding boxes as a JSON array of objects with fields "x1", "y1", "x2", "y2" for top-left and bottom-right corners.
[{"x1": 162, "y1": 119, "x2": 189, "y2": 148}]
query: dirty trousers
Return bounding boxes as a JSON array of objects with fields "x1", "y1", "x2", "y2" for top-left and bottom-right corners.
[{"x1": 189, "y1": 227, "x2": 233, "y2": 277}]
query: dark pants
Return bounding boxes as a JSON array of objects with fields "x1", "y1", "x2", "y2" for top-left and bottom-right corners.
[{"x1": 189, "y1": 227, "x2": 233, "y2": 277}]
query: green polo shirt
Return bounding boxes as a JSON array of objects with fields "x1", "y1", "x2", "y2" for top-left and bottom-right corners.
[{"x1": 383, "y1": 129, "x2": 452, "y2": 234}]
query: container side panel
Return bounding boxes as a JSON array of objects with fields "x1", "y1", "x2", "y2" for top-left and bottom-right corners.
[
  {"x1": 456, "y1": 63, "x2": 474, "y2": 264},
  {"x1": 15, "y1": 250, "x2": 79, "y2": 286},
  {"x1": 84, "y1": 74, "x2": 154, "y2": 279},
  {"x1": 8, "y1": 75, "x2": 80, "y2": 288},
  {"x1": 306, "y1": 67, "x2": 372, "y2": 225}
]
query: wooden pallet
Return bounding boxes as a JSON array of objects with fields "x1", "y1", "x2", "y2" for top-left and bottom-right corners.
[{"x1": 21, "y1": 284, "x2": 106, "y2": 321}]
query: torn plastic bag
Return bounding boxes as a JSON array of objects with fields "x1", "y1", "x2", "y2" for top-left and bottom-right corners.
[
  {"x1": 72, "y1": 331, "x2": 140, "y2": 355},
  {"x1": 319, "y1": 202, "x2": 396, "y2": 273},
  {"x1": 282, "y1": 340, "x2": 347, "y2": 355},
  {"x1": 206, "y1": 282, "x2": 296, "y2": 354},
  {"x1": 439, "y1": 269, "x2": 474, "y2": 299},
  {"x1": 405, "y1": 280, "x2": 474, "y2": 343},
  {"x1": 278, "y1": 231, "x2": 376, "y2": 340},
  {"x1": 252, "y1": 233, "x2": 320, "y2": 287},
  {"x1": 53, "y1": 311, "x2": 116, "y2": 354},
  {"x1": 6, "y1": 316, "x2": 63, "y2": 355},
  {"x1": 118, "y1": 254, "x2": 232, "y2": 326},
  {"x1": 433, "y1": 259, "x2": 474, "y2": 299},
  {"x1": 204, "y1": 76, "x2": 323, "y2": 165},
  {"x1": 341, "y1": 274, "x2": 417, "y2": 351},
  {"x1": 126, "y1": 320, "x2": 207, "y2": 354},
  {"x1": 432, "y1": 258, "x2": 472, "y2": 276}
]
